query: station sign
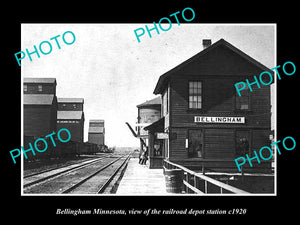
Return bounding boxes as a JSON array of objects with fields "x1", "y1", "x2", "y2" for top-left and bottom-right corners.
[{"x1": 194, "y1": 116, "x2": 245, "y2": 124}]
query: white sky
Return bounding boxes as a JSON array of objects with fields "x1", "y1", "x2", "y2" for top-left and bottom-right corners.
[{"x1": 21, "y1": 24, "x2": 276, "y2": 147}]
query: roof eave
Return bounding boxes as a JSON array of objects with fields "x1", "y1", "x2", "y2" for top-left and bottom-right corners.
[
  {"x1": 136, "y1": 96, "x2": 162, "y2": 107},
  {"x1": 153, "y1": 76, "x2": 167, "y2": 95}
]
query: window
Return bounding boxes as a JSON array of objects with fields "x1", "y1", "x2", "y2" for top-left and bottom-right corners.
[
  {"x1": 24, "y1": 84, "x2": 27, "y2": 92},
  {"x1": 38, "y1": 85, "x2": 43, "y2": 92},
  {"x1": 235, "y1": 83, "x2": 250, "y2": 110},
  {"x1": 189, "y1": 81, "x2": 202, "y2": 109},
  {"x1": 188, "y1": 129, "x2": 203, "y2": 158},
  {"x1": 154, "y1": 140, "x2": 163, "y2": 156},
  {"x1": 73, "y1": 104, "x2": 77, "y2": 109},
  {"x1": 235, "y1": 130, "x2": 250, "y2": 157}
]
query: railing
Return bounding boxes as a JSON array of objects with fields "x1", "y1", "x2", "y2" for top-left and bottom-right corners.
[{"x1": 163, "y1": 159, "x2": 249, "y2": 194}]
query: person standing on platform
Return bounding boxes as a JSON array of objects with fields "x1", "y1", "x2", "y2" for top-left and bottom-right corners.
[
  {"x1": 139, "y1": 149, "x2": 143, "y2": 164},
  {"x1": 141, "y1": 147, "x2": 148, "y2": 165}
]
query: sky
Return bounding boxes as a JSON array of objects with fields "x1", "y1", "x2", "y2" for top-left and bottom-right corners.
[{"x1": 21, "y1": 24, "x2": 276, "y2": 147}]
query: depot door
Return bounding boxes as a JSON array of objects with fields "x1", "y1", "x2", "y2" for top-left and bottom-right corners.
[{"x1": 188, "y1": 129, "x2": 204, "y2": 158}]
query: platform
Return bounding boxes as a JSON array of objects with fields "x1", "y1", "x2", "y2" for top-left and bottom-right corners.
[{"x1": 116, "y1": 158, "x2": 168, "y2": 195}]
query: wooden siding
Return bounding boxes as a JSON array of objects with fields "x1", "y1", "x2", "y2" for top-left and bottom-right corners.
[
  {"x1": 88, "y1": 133, "x2": 104, "y2": 145},
  {"x1": 168, "y1": 127, "x2": 272, "y2": 164},
  {"x1": 204, "y1": 129, "x2": 235, "y2": 159},
  {"x1": 57, "y1": 121, "x2": 84, "y2": 142},
  {"x1": 24, "y1": 105, "x2": 57, "y2": 137},
  {"x1": 170, "y1": 76, "x2": 270, "y2": 129},
  {"x1": 137, "y1": 107, "x2": 161, "y2": 136},
  {"x1": 58, "y1": 103, "x2": 83, "y2": 111},
  {"x1": 169, "y1": 128, "x2": 186, "y2": 158},
  {"x1": 251, "y1": 129, "x2": 272, "y2": 159},
  {"x1": 24, "y1": 83, "x2": 56, "y2": 95},
  {"x1": 252, "y1": 129, "x2": 271, "y2": 149},
  {"x1": 169, "y1": 128, "x2": 235, "y2": 160}
]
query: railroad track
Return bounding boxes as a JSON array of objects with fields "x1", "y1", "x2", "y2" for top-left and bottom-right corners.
[
  {"x1": 23, "y1": 153, "x2": 132, "y2": 194},
  {"x1": 23, "y1": 157, "x2": 108, "y2": 188},
  {"x1": 23, "y1": 154, "x2": 114, "y2": 179}
]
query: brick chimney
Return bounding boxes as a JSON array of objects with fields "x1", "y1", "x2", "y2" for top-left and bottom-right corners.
[{"x1": 202, "y1": 39, "x2": 212, "y2": 49}]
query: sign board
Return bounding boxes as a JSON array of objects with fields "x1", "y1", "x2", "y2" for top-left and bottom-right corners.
[
  {"x1": 135, "y1": 123, "x2": 151, "y2": 136},
  {"x1": 194, "y1": 116, "x2": 245, "y2": 124},
  {"x1": 156, "y1": 132, "x2": 169, "y2": 139},
  {"x1": 135, "y1": 123, "x2": 152, "y2": 127}
]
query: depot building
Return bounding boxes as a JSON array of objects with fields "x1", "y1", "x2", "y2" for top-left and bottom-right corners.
[{"x1": 148, "y1": 39, "x2": 274, "y2": 173}]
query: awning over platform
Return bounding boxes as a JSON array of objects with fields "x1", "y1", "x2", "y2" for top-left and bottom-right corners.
[{"x1": 144, "y1": 117, "x2": 164, "y2": 132}]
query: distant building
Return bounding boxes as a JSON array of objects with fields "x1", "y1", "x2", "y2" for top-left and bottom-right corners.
[
  {"x1": 136, "y1": 96, "x2": 161, "y2": 137},
  {"x1": 136, "y1": 97, "x2": 161, "y2": 168},
  {"x1": 23, "y1": 78, "x2": 57, "y2": 137},
  {"x1": 88, "y1": 120, "x2": 105, "y2": 145},
  {"x1": 57, "y1": 98, "x2": 85, "y2": 142}
]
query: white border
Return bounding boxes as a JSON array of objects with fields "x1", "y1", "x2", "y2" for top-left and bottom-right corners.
[{"x1": 21, "y1": 23, "x2": 277, "y2": 196}]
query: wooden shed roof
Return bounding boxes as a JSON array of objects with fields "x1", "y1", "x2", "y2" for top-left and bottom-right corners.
[
  {"x1": 137, "y1": 96, "x2": 161, "y2": 108},
  {"x1": 24, "y1": 77, "x2": 56, "y2": 84},
  {"x1": 58, "y1": 98, "x2": 84, "y2": 103},
  {"x1": 23, "y1": 94, "x2": 55, "y2": 105},
  {"x1": 57, "y1": 111, "x2": 84, "y2": 120}
]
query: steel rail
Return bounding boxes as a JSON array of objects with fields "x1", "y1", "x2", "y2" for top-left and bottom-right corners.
[
  {"x1": 23, "y1": 157, "x2": 106, "y2": 188},
  {"x1": 97, "y1": 154, "x2": 132, "y2": 193},
  {"x1": 62, "y1": 154, "x2": 130, "y2": 194}
]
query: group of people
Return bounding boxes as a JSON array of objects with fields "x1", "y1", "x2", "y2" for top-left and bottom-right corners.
[{"x1": 139, "y1": 147, "x2": 148, "y2": 165}]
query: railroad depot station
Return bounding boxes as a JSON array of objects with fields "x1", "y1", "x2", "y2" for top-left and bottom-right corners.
[
  {"x1": 23, "y1": 38, "x2": 275, "y2": 195},
  {"x1": 139, "y1": 39, "x2": 274, "y2": 173}
]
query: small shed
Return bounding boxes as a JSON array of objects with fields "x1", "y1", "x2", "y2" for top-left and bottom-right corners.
[{"x1": 88, "y1": 120, "x2": 105, "y2": 145}]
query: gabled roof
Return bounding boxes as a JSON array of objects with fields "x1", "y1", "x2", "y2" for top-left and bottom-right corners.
[
  {"x1": 57, "y1": 111, "x2": 84, "y2": 120},
  {"x1": 24, "y1": 77, "x2": 56, "y2": 84},
  {"x1": 24, "y1": 94, "x2": 55, "y2": 105},
  {"x1": 153, "y1": 38, "x2": 272, "y2": 94},
  {"x1": 58, "y1": 98, "x2": 84, "y2": 103},
  {"x1": 137, "y1": 96, "x2": 161, "y2": 108}
]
